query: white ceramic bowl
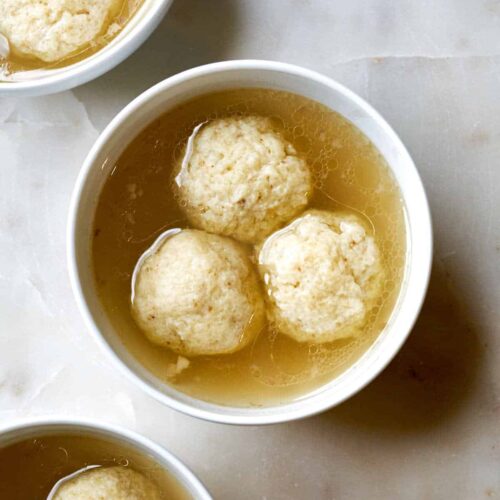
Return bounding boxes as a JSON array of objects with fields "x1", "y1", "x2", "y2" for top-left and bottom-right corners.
[
  {"x1": 0, "y1": 0, "x2": 173, "y2": 97},
  {"x1": 0, "y1": 417, "x2": 211, "y2": 499},
  {"x1": 68, "y1": 60, "x2": 433, "y2": 425}
]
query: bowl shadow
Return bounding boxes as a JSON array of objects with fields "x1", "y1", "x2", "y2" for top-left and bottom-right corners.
[{"x1": 312, "y1": 261, "x2": 483, "y2": 434}]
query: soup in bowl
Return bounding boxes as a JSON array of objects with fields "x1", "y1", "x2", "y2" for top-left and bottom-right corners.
[
  {"x1": 0, "y1": 0, "x2": 173, "y2": 96},
  {"x1": 0, "y1": 419, "x2": 211, "y2": 499},
  {"x1": 68, "y1": 60, "x2": 432, "y2": 424}
]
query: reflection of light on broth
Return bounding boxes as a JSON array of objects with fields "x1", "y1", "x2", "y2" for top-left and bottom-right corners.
[
  {"x1": 0, "y1": 434, "x2": 188, "y2": 499},
  {"x1": 0, "y1": 0, "x2": 143, "y2": 81},
  {"x1": 92, "y1": 88, "x2": 407, "y2": 407}
]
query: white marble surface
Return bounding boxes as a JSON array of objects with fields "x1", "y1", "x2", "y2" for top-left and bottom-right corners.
[{"x1": 1, "y1": 1, "x2": 500, "y2": 498}]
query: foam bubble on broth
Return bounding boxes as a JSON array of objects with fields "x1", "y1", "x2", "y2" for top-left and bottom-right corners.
[{"x1": 92, "y1": 88, "x2": 407, "y2": 407}]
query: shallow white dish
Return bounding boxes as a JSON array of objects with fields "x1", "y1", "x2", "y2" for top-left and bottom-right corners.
[
  {"x1": 0, "y1": 0, "x2": 173, "y2": 97},
  {"x1": 0, "y1": 417, "x2": 211, "y2": 499},
  {"x1": 68, "y1": 60, "x2": 433, "y2": 425}
]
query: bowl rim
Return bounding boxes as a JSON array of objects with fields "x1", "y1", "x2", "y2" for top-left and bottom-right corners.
[
  {"x1": 0, "y1": 416, "x2": 212, "y2": 499},
  {"x1": 67, "y1": 59, "x2": 433, "y2": 425},
  {"x1": 0, "y1": 0, "x2": 173, "y2": 96}
]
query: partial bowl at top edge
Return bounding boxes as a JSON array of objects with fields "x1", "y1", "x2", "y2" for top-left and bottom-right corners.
[{"x1": 0, "y1": 0, "x2": 173, "y2": 97}]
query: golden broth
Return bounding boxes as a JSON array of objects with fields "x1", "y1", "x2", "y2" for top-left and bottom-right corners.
[
  {"x1": 92, "y1": 88, "x2": 407, "y2": 407},
  {"x1": 0, "y1": 433, "x2": 189, "y2": 499}
]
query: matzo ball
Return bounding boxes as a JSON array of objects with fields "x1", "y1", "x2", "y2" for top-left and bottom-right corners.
[
  {"x1": 0, "y1": 0, "x2": 121, "y2": 62},
  {"x1": 132, "y1": 229, "x2": 265, "y2": 356},
  {"x1": 53, "y1": 466, "x2": 161, "y2": 500},
  {"x1": 258, "y1": 210, "x2": 383, "y2": 343},
  {"x1": 175, "y1": 116, "x2": 312, "y2": 244}
]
